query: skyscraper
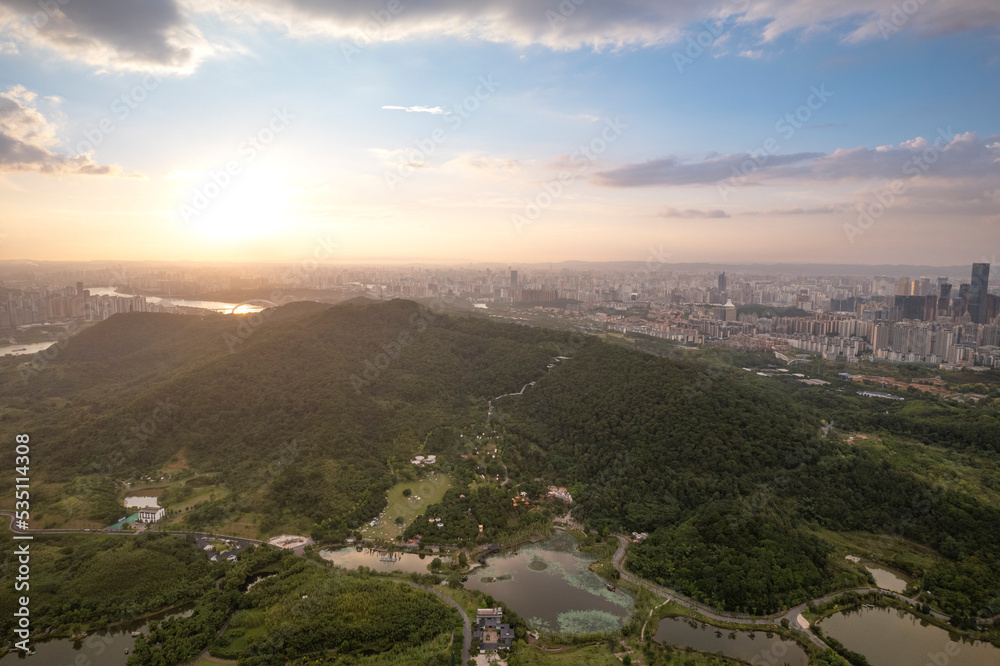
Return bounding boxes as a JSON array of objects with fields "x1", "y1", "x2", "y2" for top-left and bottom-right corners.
[
  {"x1": 718, "y1": 272, "x2": 727, "y2": 293},
  {"x1": 969, "y1": 263, "x2": 991, "y2": 324},
  {"x1": 510, "y1": 269, "x2": 518, "y2": 302}
]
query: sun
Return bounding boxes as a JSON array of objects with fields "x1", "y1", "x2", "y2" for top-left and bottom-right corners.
[{"x1": 184, "y1": 167, "x2": 291, "y2": 240}]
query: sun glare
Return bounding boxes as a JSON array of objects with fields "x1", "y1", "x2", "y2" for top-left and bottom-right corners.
[{"x1": 185, "y1": 168, "x2": 291, "y2": 240}]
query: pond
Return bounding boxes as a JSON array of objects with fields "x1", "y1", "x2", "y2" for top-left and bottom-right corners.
[
  {"x1": 0, "y1": 606, "x2": 193, "y2": 665},
  {"x1": 464, "y1": 529, "x2": 635, "y2": 635},
  {"x1": 820, "y1": 606, "x2": 1000, "y2": 666},
  {"x1": 318, "y1": 546, "x2": 438, "y2": 575},
  {"x1": 863, "y1": 563, "x2": 909, "y2": 593},
  {"x1": 653, "y1": 617, "x2": 809, "y2": 666}
]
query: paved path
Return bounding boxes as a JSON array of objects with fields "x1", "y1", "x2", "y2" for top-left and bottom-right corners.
[{"x1": 612, "y1": 535, "x2": 967, "y2": 652}]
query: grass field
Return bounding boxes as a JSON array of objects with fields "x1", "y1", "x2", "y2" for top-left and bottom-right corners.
[
  {"x1": 508, "y1": 644, "x2": 622, "y2": 665},
  {"x1": 359, "y1": 473, "x2": 451, "y2": 541}
]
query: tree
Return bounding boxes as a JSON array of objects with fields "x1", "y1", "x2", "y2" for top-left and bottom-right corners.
[
  {"x1": 403, "y1": 488, "x2": 412, "y2": 497},
  {"x1": 395, "y1": 516, "x2": 404, "y2": 525},
  {"x1": 458, "y1": 551, "x2": 468, "y2": 568},
  {"x1": 431, "y1": 557, "x2": 442, "y2": 570}
]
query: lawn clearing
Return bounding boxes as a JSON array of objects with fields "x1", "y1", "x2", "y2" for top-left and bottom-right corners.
[{"x1": 360, "y1": 473, "x2": 452, "y2": 541}]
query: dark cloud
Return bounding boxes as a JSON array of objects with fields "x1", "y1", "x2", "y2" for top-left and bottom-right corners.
[
  {"x1": 0, "y1": 0, "x2": 206, "y2": 72},
  {"x1": 594, "y1": 133, "x2": 1000, "y2": 188},
  {"x1": 594, "y1": 152, "x2": 821, "y2": 187}
]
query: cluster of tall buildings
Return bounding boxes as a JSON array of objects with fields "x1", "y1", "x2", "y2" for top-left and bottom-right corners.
[
  {"x1": 890, "y1": 264, "x2": 995, "y2": 324},
  {"x1": 1, "y1": 260, "x2": 996, "y2": 367},
  {"x1": 0, "y1": 282, "x2": 161, "y2": 331}
]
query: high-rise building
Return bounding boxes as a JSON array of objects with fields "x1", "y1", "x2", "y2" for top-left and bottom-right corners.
[
  {"x1": 969, "y1": 263, "x2": 991, "y2": 324},
  {"x1": 718, "y1": 272, "x2": 727, "y2": 293},
  {"x1": 510, "y1": 269, "x2": 518, "y2": 302},
  {"x1": 937, "y1": 282, "x2": 952, "y2": 317},
  {"x1": 896, "y1": 276, "x2": 912, "y2": 296}
]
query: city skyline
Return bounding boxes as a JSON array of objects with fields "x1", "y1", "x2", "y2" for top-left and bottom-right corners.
[{"x1": 1, "y1": 1, "x2": 998, "y2": 264}]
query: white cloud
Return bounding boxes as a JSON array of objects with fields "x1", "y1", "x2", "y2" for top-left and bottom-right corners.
[
  {"x1": 193, "y1": 0, "x2": 1000, "y2": 52},
  {"x1": 0, "y1": 85, "x2": 122, "y2": 175},
  {"x1": 660, "y1": 206, "x2": 730, "y2": 219},
  {"x1": 382, "y1": 105, "x2": 449, "y2": 115},
  {"x1": 0, "y1": 0, "x2": 996, "y2": 75}
]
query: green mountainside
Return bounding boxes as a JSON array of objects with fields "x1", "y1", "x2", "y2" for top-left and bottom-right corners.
[{"x1": 1, "y1": 298, "x2": 998, "y2": 621}]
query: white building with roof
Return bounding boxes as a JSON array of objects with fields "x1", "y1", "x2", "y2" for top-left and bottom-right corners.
[{"x1": 137, "y1": 506, "x2": 165, "y2": 522}]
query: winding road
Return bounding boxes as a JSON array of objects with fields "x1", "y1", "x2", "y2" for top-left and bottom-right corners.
[
  {"x1": 397, "y1": 580, "x2": 471, "y2": 664},
  {"x1": 612, "y1": 535, "x2": 958, "y2": 653}
]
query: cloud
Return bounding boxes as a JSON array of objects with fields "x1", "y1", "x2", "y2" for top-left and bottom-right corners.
[
  {"x1": 595, "y1": 132, "x2": 1000, "y2": 187},
  {"x1": 0, "y1": 0, "x2": 211, "y2": 73},
  {"x1": 595, "y1": 152, "x2": 822, "y2": 187},
  {"x1": 382, "y1": 105, "x2": 449, "y2": 115},
  {"x1": 0, "y1": 0, "x2": 995, "y2": 76},
  {"x1": 194, "y1": 0, "x2": 1000, "y2": 52},
  {"x1": 742, "y1": 205, "x2": 846, "y2": 215},
  {"x1": 0, "y1": 86, "x2": 121, "y2": 175},
  {"x1": 660, "y1": 206, "x2": 730, "y2": 219}
]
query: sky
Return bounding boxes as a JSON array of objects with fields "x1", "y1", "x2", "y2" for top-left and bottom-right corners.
[{"x1": 0, "y1": 0, "x2": 998, "y2": 266}]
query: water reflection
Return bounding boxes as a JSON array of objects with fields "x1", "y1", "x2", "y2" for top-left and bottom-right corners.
[
  {"x1": 863, "y1": 564, "x2": 909, "y2": 593},
  {"x1": 653, "y1": 617, "x2": 809, "y2": 666},
  {"x1": 820, "y1": 606, "x2": 1000, "y2": 666},
  {"x1": 319, "y1": 547, "x2": 435, "y2": 574},
  {"x1": 464, "y1": 530, "x2": 634, "y2": 635},
  {"x1": 0, "y1": 606, "x2": 193, "y2": 665}
]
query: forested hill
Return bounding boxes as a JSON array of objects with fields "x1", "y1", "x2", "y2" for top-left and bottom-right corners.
[
  {"x1": 3, "y1": 299, "x2": 563, "y2": 530},
  {"x1": 2, "y1": 299, "x2": 997, "y2": 618}
]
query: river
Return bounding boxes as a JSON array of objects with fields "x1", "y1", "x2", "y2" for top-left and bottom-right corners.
[
  {"x1": 87, "y1": 287, "x2": 263, "y2": 313},
  {"x1": 820, "y1": 606, "x2": 1000, "y2": 666}
]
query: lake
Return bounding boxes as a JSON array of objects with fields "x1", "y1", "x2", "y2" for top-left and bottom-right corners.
[
  {"x1": 653, "y1": 617, "x2": 809, "y2": 666},
  {"x1": 464, "y1": 529, "x2": 635, "y2": 635},
  {"x1": 820, "y1": 606, "x2": 1000, "y2": 666},
  {"x1": 0, "y1": 606, "x2": 193, "y2": 665}
]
